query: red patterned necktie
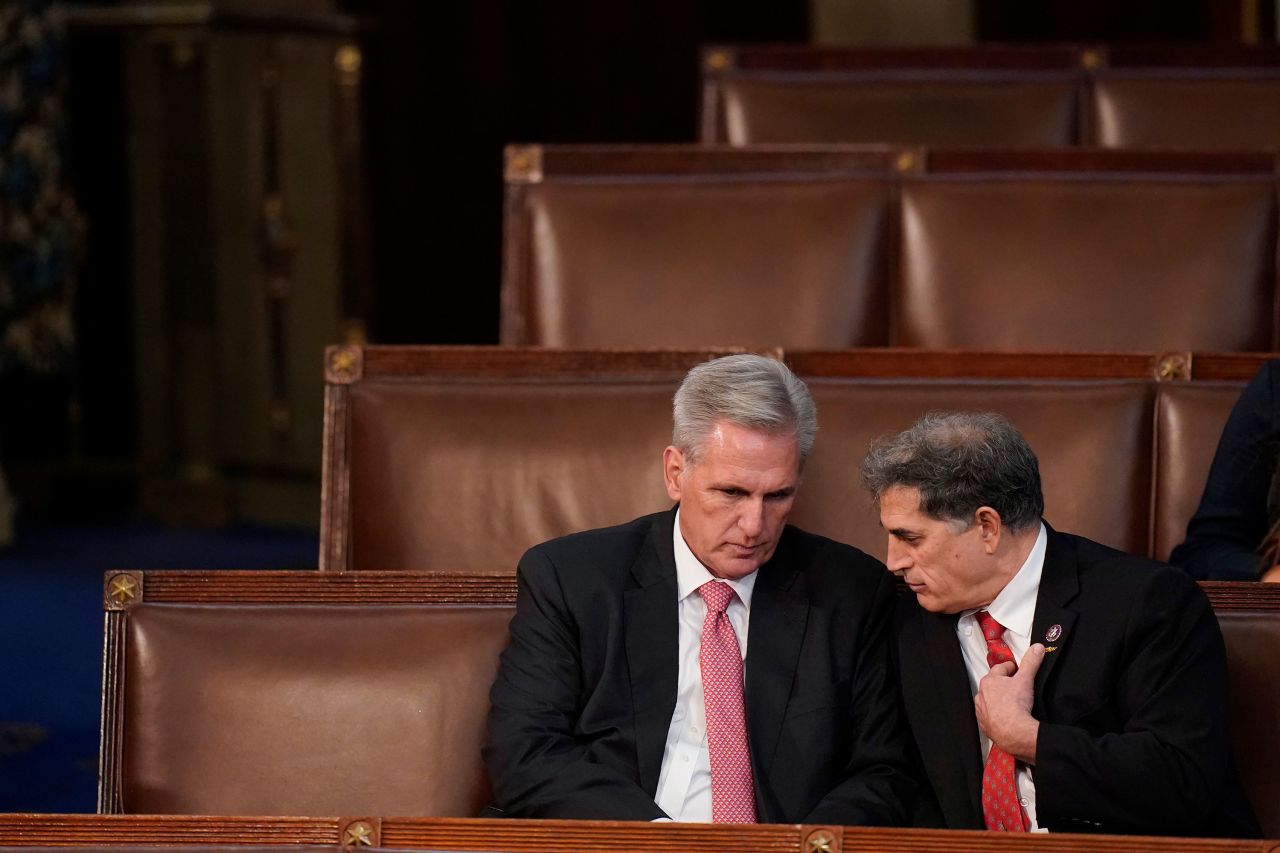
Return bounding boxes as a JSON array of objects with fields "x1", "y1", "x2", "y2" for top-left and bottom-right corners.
[
  {"x1": 975, "y1": 609, "x2": 1031, "y2": 832},
  {"x1": 698, "y1": 580, "x2": 757, "y2": 824}
]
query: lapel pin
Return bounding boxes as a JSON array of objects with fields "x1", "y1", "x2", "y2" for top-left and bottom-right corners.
[
  {"x1": 1043, "y1": 646, "x2": 1058, "y2": 653},
  {"x1": 1045, "y1": 624, "x2": 1063, "y2": 643}
]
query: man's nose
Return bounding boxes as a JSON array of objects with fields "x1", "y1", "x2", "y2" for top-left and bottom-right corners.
[
  {"x1": 886, "y1": 536, "x2": 910, "y2": 572},
  {"x1": 738, "y1": 499, "x2": 765, "y2": 538}
]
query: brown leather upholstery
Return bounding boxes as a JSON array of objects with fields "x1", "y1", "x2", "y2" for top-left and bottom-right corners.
[
  {"x1": 793, "y1": 380, "x2": 1153, "y2": 558},
  {"x1": 896, "y1": 175, "x2": 1276, "y2": 351},
  {"x1": 1217, "y1": 609, "x2": 1280, "y2": 838},
  {"x1": 98, "y1": 572, "x2": 1280, "y2": 839},
  {"x1": 505, "y1": 147, "x2": 1280, "y2": 353},
  {"x1": 325, "y1": 348, "x2": 1276, "y2": 574},
  {"x1": 701, "y1": 44, "x2": 1280, "y2": 153},
  {"x1": 345, "y1": 379, "x2": 673, "y2": 572},
  {"x1": 512, "y1": 180, "x2": 890, "y2": 348},
  {"x1": 1152, "y1": 383, "x2": 1246, "y2": 561},
  {"x1": 716, "y1": 77, "x2": 1079, "y2": 147},
  {"x1": 116, "y1": 601, "x2": 511, "y2": 816},
  {"x1": 1095, "y1": 74, "x2": 1280, "y2": 149}
]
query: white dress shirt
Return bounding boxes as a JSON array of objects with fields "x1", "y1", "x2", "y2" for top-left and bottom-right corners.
[
  {"x1": 955, "y1": 522, "x2": 1048, "y2": 832},
  {"x1": 653, "y1": 508, "x2": 757, "y2": 822}
]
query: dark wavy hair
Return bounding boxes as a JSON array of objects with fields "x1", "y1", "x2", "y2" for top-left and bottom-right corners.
[{"x1": 861, "y1": 411, "x2": 1044, "y2": 532}]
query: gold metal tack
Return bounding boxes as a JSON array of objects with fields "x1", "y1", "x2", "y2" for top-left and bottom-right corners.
[
  {"x1": 109, "y1": 575, "x2": 139, "y2": 604},
  {"x1": 1157, "y1": 353, "x2": 1190, "y2": 381},
  {"x1": 344, "y1": 823, "x2": 373, "y2": 848},
  {"x1": 331, "y1": 349, "x2": 357, "y2": 374},
  {"x1": 336, "y1": 45, "x2": 362, "y2": 75},
  {"x1": 505, "y1": 146, "x2": 543, "y2": 183},
  {"x1": 1081, "y1": 48, "x2": 1103, "y2": 71},
  {"x1": 807, "y1": 830, "x2": 836, "y2": 853},
  {"x1": 706, "y1": 49, "x2": 730, "y2": 71}
]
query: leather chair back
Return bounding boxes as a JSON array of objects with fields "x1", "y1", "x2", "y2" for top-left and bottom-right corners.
[
  {"x1": 101, "y1": 571, "x2": 514, "y2": 817},
  {"x1": 794, "y1": 379, "x2": 1153, "y2": 558},
  {"x1": 1152, "y1": 383, "x2": 1247, "y2": 561},
  {"x1": 1094, "y1": 72, "x2": 1280, "y2": 149},
  {"x1": 501, "y1": 147, "x2": 896, "y2": 348},
  {"x1": 321, "y1": 348, "x2": 709, "y2": 572},
  {"x1": 715, "y1": 77, "x2": 1078, "y2": 147},
  {"x1": 896, "y1": 169, "x2": 1276, "y2": 352},
  {"x1": 1216, "y1": 605, "x2": 1280, "y2": 838}
]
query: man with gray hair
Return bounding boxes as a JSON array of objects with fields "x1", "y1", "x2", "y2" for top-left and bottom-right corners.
[
  {"x1": 864, "y1": 411, "x2": 1258, "y2": 837},
  {"x1": 485, "y1": 354, "x2": 914, "y2": 825}
]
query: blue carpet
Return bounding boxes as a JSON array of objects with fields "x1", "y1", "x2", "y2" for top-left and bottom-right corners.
[{"x1": 0, "y1": 521, "x2": 318, "y2": 812}]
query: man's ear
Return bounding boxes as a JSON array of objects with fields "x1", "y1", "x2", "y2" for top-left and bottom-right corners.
[
  {"x1": 662, "y1": 446, "x2": 685, "y2": 502},
  {"x1": 975, "y1": 506, "x2": 1003, "y2": 554}
]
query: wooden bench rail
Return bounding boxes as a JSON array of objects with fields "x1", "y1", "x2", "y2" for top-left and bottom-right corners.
[{"x1": 1, "y1": 815, "x2": 1276, "y2": 853}]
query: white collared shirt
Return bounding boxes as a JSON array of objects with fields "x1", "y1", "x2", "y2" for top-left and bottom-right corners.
[
  {"x1": 955, "y1": 522, "x2": 1048, "y2": 832},
  {"x1": 653, "y1": 508, "x2": 758, "y2": 822}
]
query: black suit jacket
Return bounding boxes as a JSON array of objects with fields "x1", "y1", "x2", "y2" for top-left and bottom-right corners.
[
  {"x1": 898, "y1": 525, "x2": 1260, "y2": 838},
  {"x1": 484, "y1": 508, "x2": 915, "y2": 824}
]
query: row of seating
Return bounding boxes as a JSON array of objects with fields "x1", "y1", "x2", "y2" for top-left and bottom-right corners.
[
  {"x1": 93, "y1": 568, "x2": 1280, "y2": 838},
  {"x1": 501, "y1": 146, "x2": 1280, "y2": 351},
  {"x1": 318, "y1": 346, "x2": 1262, "y2": 574},
  {"x1": 6, "y1": 811, "x2": 1271, "y2": 853},
  {"x1": 701, "y1": 43, "x2": 1280, "y2": 148}
]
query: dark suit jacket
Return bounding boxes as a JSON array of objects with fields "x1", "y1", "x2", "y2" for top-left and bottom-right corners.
[
  {"x1": 484, "y1": 508, "x2": 915, "y2": 824},
  {"x1": 1171, "y1": 358, "x2": 1280, "y2": 581},
  {"x1": 898, "y1": 525, "x2": 1260, "y2": 838}
]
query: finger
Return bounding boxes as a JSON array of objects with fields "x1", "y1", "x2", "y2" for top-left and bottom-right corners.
[
  {"x1": 1015, "y1": 643, "x2": 1046, "y2": 681},
  {"x1": 988, "y1": 661, "x2": 1016, "y2": 678}
]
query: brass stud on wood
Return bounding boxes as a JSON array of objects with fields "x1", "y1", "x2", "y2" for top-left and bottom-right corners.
[
  {"x1": 705, "y1": 49, "x2": 731, "y2": 71},
  {"x1": 505, "y1": 145, "x2": 544, "y2": 184},
  {"x1": 1156, "y1": 352, "x2": 1191, "y2": 382},
  {"x1": 105, "y1": 572, "x2": 143, "y2": 611},
  {"x1": 805, "y1": 828, "x2": 838, "y2": 853}
]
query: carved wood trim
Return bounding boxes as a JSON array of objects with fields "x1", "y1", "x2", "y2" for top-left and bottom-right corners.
[
  {"x1": 319, "y1": 380, "x2": 351, "y2": 571},
  {"x1": 130, "y1": 571, "x2": 517, "y2": 606},
  {"x1": 0, "y1": 815, "x2": 1269, "y2": 852},
  {"x1": 96, "y1": 611, "x2": 128, "y2": 813},
  {"x1": 788, "y1": 350, "x2": 1160, "y2": 380},
  {"x1": 0, "y1": 815, "x2": 342, "y2": 846}
]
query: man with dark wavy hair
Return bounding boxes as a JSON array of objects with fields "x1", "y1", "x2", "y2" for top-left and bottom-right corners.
[{"x1": 863, "y1": 411, "x2": 1258, "y2": 838}]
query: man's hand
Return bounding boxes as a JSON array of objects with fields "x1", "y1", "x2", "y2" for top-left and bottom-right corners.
[
  {"x1": 975, "y1": 643, "x2": 1045, "y2": 764},
  {"x1": 1261, "y1": 564, "x2": 1280, "y2": 583}
]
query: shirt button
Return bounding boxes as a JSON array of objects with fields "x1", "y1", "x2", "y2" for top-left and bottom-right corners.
[
  {"x1": 1020, "y1": 798, "x2": 1028, "y2": 807},
  {"x1": 961, "y1": 625, "x2": 972, "y2": 636},
  {"x1": 682, "y1": 755, "x2": 691, "y2": 763},
  {"x1": 689, "y1": 726, "x2": 699, "y2": 735}
]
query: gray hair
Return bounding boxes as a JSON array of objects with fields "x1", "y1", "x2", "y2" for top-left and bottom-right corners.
[
  {"x1": 860, "y1": 411, "x2": 1044, "y2": 532},
  {"x1": 672, "y1": 354, "x2": 817, "y2": 466}
]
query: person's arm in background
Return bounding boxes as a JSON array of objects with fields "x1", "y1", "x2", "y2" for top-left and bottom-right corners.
[{"x1": 1170, "y1": 361, "x2": 1280, "y2": 581}]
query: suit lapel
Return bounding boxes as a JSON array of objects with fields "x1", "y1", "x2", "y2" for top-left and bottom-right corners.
[
  {"x1": 1029, "y1": 526, "x2": 1080, "y2": 715},
  {"x1": 624, "y1": 510, "x2": 679, "y2": 796},
  {"x1": 743, "y1": 549, "x2": 808, "y2": 801},
  {"x1": 914, "y1": 610, "x2": 985, "y2": 827}
]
